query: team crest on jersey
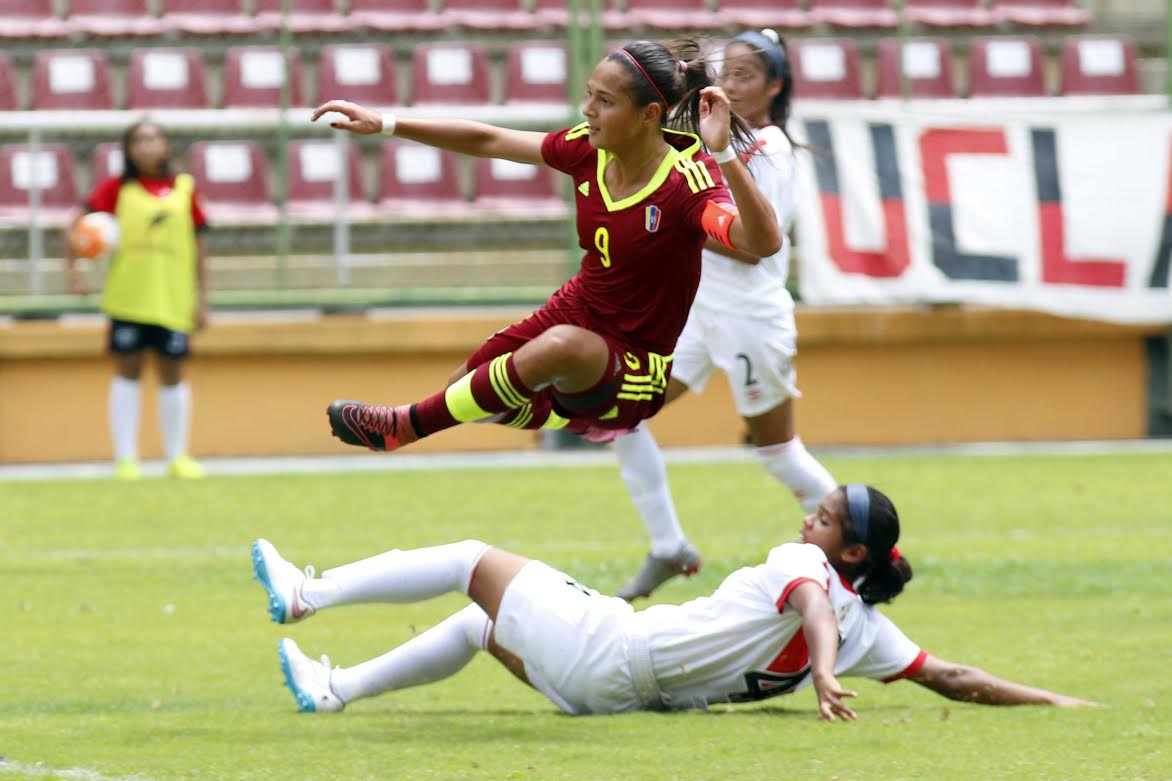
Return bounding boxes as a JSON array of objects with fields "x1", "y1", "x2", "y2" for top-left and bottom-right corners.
[{"x1": 644, "y1": 204, "x2": 661, "y2": 233}]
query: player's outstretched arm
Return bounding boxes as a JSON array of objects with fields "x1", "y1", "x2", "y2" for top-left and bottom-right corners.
[
  {"x1": 696, "y1": 87, "x2": 781, "y2": 259},
  {"x1": 908, "y1": 653, "x2": 1102, "y2": 707},
  {"x1": 311, "y1": 100, "x2": 546, "y2": 165},
  {"x1": 787, "y1": 581, "x2": 858, "y2": 722}
]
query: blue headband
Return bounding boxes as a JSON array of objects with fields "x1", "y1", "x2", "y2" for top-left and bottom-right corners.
[
  {"x1": 845, "y1": 483, "x2": 871, "y2": 545},
  {"x1": 730, "y1": 31, "x2": 787, "y2": 81}
]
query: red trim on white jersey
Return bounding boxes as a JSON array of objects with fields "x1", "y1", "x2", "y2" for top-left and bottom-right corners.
[
  {"x1": 825, "y1": 562, "x2": 858, "y2": 595},
  {"x1": 775, "y1": 576, "x2": 825, "y2": 613},
  {"x1": 882, "y1": 649, "x2": 928, "y2": 683},
  {"x1": 766, "y1": 627, "x2": 809, "y2": 674}
]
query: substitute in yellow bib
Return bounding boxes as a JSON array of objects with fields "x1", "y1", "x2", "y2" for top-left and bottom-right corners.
[{"x1": 65, "y1": 121, "x2": 210, "y2": 480}]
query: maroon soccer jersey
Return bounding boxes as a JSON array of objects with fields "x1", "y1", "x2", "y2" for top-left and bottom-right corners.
[{"x1": 541, "y1": 123, "x2": 736, "y2": 355}]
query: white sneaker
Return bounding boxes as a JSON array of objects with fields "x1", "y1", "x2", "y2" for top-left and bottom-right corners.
[
  {"x1": 278, "y1": 638, "x2": 345, "y2": 713},
  {"x1": 251, "y1": 539, "x2": 316, "y2": 624}
]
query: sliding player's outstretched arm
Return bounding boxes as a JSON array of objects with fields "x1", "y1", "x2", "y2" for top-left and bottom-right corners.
[
  {"x1": 908, "y1": 654, "x2": 1101, "y2": 707},
  {"x1": 787, "y1": 581, "x2": 858, "y2": 721},
  {"x1": 311, "y1": 100, "x2": 546, "y2": 165}
]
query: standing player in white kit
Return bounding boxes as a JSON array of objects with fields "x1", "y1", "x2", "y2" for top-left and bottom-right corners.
[
  {"x1": 608, "y1": 31, "x2": 838, "y2": 600},
  {"x1": 250, "y1": 484, "x2": 1097, "y2": 716}
]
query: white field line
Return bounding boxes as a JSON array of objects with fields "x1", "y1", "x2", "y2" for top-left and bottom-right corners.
[
  {"x1": 2, "y1": 439, "x2": 1172, "y2": 483},
  {"x1": 0, "y1": 760, "x2": 158, "y2": 781}
]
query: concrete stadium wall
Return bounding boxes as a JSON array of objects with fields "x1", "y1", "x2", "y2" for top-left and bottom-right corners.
[{"x1": 0, "y1": 306, "x2": 1162, "y2": 464}]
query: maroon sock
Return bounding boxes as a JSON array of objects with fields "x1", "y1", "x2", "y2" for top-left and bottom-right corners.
[{"x1": 411, "y1": 353, "x2": 535, "y2": 437}]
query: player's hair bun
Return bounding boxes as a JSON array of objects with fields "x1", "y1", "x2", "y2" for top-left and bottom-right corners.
[{"x1": 760, "y1": 28, "x2": 780, "y2": 44}]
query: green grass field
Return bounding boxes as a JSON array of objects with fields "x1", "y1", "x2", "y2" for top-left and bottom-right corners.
[{"x1": 2, "y1": 451, "x2": 1170, "y2": 780}]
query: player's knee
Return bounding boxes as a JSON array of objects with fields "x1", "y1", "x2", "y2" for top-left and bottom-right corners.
[{"x1": 537, "y1": 325, "x2": 602, "y2": 368}]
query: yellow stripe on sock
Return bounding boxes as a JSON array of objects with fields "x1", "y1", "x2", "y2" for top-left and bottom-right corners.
[
  {"x1": 445, "y1": 371, "x2": 492, "y2": 422},
  {"x1": 541, "y1": 410, "x2": 570, "y2": 430},
  {"x1": 489, "y1": 355, "x2": 527, "y2": 408}
]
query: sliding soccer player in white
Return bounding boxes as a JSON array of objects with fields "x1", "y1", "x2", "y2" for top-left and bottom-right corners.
[
  {"x1": 609, "y1": 31, "x2": 837, "y2": 600},
  {"x1": 250, "y1": 484, "x2": 1097, "y2": 716}
]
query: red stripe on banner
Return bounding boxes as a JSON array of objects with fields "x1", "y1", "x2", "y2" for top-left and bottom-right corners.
[
  {"x1": 820, "y1": 194, "x2": 910, "y2": 278},
  {"x1": 920, "y1": 128, "x2": 1009, "y2": 204},
  {"x1": 1038, "y1": 202, "x2": 1126, "y2": 288}
]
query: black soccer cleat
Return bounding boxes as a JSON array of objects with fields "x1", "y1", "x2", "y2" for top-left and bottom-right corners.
[{"x1": 327, "y1": 400, "x2": 415, "y2": 452}]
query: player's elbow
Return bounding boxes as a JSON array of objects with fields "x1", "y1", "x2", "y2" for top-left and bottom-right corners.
[{"x1": 746, "y1": 226, "x2": 782, "y2": 258}]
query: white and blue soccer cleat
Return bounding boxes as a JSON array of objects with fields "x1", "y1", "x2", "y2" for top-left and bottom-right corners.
[
  {"x1": 278, "y1": 638, "x2": 345, "y2": 713},
  {"x1": 251, "y1": 538, "x2": 316, "y2": 624}
]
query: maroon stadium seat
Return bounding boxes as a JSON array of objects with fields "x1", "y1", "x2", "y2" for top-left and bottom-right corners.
[
  {"x1": 127, "y1": 48, "x2": 209, "y2": 109},
  {"x1": 223, "y1": 47, "x2": 304, "y2": 108},
  {"x1": 904, "y1": 0, "x2": 996, "y2": 28},
  {"x1": 1060, "y1": 35, "x2": 1138, "y2": 95},
  {"x1": 285, "y1": 139, "x2": 374, "y2": 221},
  {"x1": 788, "y1": 39, "x2": 864, "y2": 99},
  {"x1": 876, "y1": 38, "x2": 956, "y2": 98},
  {"x1": 968, "y1": 36, "x2": 1046, "y2": 97},
  {"x1": 254, "y1": 0, "x2": 351, "y2": 35},
  {"x1": 349, "y1": 0, "x2": 444, "y2": 33},
  {"x1": 411, "y1": 43, "x2": 491, "y2": 105},
  {"x1": 377, "y1": 141, "x2": 464, "y2": 217},
  {"x1": 614, "y1": 0, "x2": 722, "y2": 31},
  {"x1": 719, "y1": 0, "x2": 813, "y2": 30},
  {"x1": 185, "y1": 141, "x2": 278, "y2": 225},
  {"x1": 991, "y1": 0, "x2": 1091, "y2": 28},
  {"x1": 809, "y1": 0, "x2": 899, "y2": 29},
  {"x1": 33, "y1": 50, "x2": 115, "y2": 110},
  {"x1": 66, "y1": 0, "x2": 165, "y2": 37},
  {"x1": 440, "y1": 0, "x2": 541, "y2": 31},
  {"x1": 0, "y1": 0, "x2": 70, "y2": 39},
  {"x1": 472, "y1": 157, "x2": 565, "y2": 217},
  {"x1": 91, "y1": 142, "x2": 124, "y2": 182},
  {"x1": 532, "y1": 0, "x2": 571, "y2": 28},
  {"x1": 0, "y1": 52, "x2": 16, "y2": 109},
  {"x1": 505, "y1": 42, "x2": 568, "y2": 105},
  {"x1": 317, "y1": 45, "x2": 398, "y2": 107},
  {"x1": 0, "y1": 143, "x2": 78, "y2": 225},
  {"x1": 160, "y1": 0, "x2": 257, "y2": 36}
]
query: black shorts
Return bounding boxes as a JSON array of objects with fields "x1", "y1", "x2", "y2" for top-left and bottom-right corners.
[{"x1": 107, "y1": 318, "x2": 191, "y2": 358}]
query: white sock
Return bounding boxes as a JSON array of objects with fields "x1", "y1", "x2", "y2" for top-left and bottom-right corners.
[
  {"x1": 301, "y1": 540, "x2": 490, "y2": 609},
  {"x1": 109, "y1": 376, "x2": 140, "y2": 462},
  {"x1": 158, "y1": 382, "x2": 191, "y2": 462},
  {"x1": 329, "y1": 604, "x2": 491, "y2": 704},
  {"x1": 754, "y1": 436, "x2": 837, "y2": 513},
  {"x1": 613, "y1": 427, "x2": 687, "y2": 557}
]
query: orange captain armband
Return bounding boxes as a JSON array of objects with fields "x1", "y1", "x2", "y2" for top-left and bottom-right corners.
[{"x1": 700, "y1": 200, "x2": 739, "y2": 249}]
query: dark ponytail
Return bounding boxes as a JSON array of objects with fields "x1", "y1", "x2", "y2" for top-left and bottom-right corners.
[
  {"x1": 727, "y1": 29, "x2": 799, "y2": 150},
  {"x1": 609, "y1": 39, "x2": 755, "y2": 155},
  {"x1": 840, "y1": 485, "x2": 913, "y2": 605}
]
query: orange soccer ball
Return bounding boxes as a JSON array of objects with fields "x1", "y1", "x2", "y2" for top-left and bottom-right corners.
[{"x1": 69, "y1": 211, "x2": 120, "y2": 261}]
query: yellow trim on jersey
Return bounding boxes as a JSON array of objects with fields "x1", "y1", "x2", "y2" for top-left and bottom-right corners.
[
  {"x1": 599, "y1": 406, "x2": 619, "y2": 420},
  {"x1": 595, "y1": 128, "x2": 704, "y2": 213},
  {"x1": 541, "y1": 411, "x2": 571, "y2": 430},
  {"x1": 565, "y1": 122, "x2": 590, "y2": 141}
]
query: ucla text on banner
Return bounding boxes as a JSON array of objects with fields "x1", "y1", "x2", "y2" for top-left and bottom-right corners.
[{"x1": 792, "y1": 98, "x2": 1172, "y2": 324}]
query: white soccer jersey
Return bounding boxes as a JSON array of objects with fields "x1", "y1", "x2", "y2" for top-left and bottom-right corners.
[
  {"x1": 691, "y1": 124, "x2": 796, "y2": 318},
  {"x1": 636, "y1": 542, "x2": 925, "y2": 710}
]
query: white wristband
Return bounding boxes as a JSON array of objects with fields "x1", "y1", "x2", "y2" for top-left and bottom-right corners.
[
  {"x1": 380, "y1": 113, "x2": 397, "y2": 137},
  {"x1": 711, "y1": 145, "x2": 737, "y2": 165}
]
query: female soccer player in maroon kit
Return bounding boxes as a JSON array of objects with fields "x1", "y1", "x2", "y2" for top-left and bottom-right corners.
[{"x1": 312, "y1": 40, "x2": 782, "y2": 452}]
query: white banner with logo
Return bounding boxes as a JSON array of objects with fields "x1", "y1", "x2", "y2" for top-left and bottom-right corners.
[{"x1": 791, "y1": 98, "x2": 1172, "y2": 324}]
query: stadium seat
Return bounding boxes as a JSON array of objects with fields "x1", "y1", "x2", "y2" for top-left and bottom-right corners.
[
  {"x1": 66, "y1": 0, "x2": 166, "y2": 38},
  {"x1": 532, "y1": 0, "x2": 571, "y2": 28},
  {"x1": 440, "y1": 0, "x2": 542, "y2": 31},
  {"x1": 719, "y1": 0, "x2": 813, "y2": 30},
  {"x1": 0, "y1": 0, "x2": 70, "y2": 39},
  {"x1": 254, "y1": 0, "x2": 351, "y2": 35},
  {"x1": 185, "y1": 141, "x2": 278, "y2": 225},
  {"x1": 160, "y1": 0, "x2": 258, "y2": 36},
  {"x1": 223, "y1": 47, "x2": 304, "y2": 108},
  {"x1": 0, "y1": 143, "x2": 78, "y2": 225},
  {"x1": 876, "y1": 38, "x2": 956, "y2": 98},
  {"x1": 968, "y1": 36, "x2": 1046, "y2": 97},
  {"x1": 472, "y1": 157, "x2": 566, "y2": 217},
  {"x1": 990, "y1": 0, "x2": 1091, "y2": 28},
  {"x1": 809, "y1": 0, "x2": 899, "y2": 30},
  {"x1": 91, "y1": 142, "x2": 124, "y2": 182},
  {"x1": 788, "y1": 39, "x2": 864, "y2": 99},
  {"x1": 411, "y1": 43, "x2": 491, "y2": 105},
  {"x1": 904, "y1": 0, "x2": 996, "y2": 28},
  {"x1": 349, "y1": 0, "x2": 444, "y2": 33},
  {"x1": 611, "y1": 0, "x2": 723, "y2": 31},
  {"x1": 127, "y1": 48, "x2": 209, "y2": 109},
  {"x1": 505, "y1": 42, "x2": 568, "y2": 105},
  {"x1": 0, "y1": 52, "x2": 16, "y2": 110},
  {"x1": 285, "y1": 139, "x2": 374, "y2": 221},
  {"x1": 32, "y1": 50, "x2": 115, "y2": 110},
  {"x1": 1060, "y1": 35, "x2": 1138, "y2": 95},
  {"x1": 316, "y1": 45, "x2": 398, "y2": 107},
  {"x1": 377, "y1": 141, "x2": 464, "y2": 217}
]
